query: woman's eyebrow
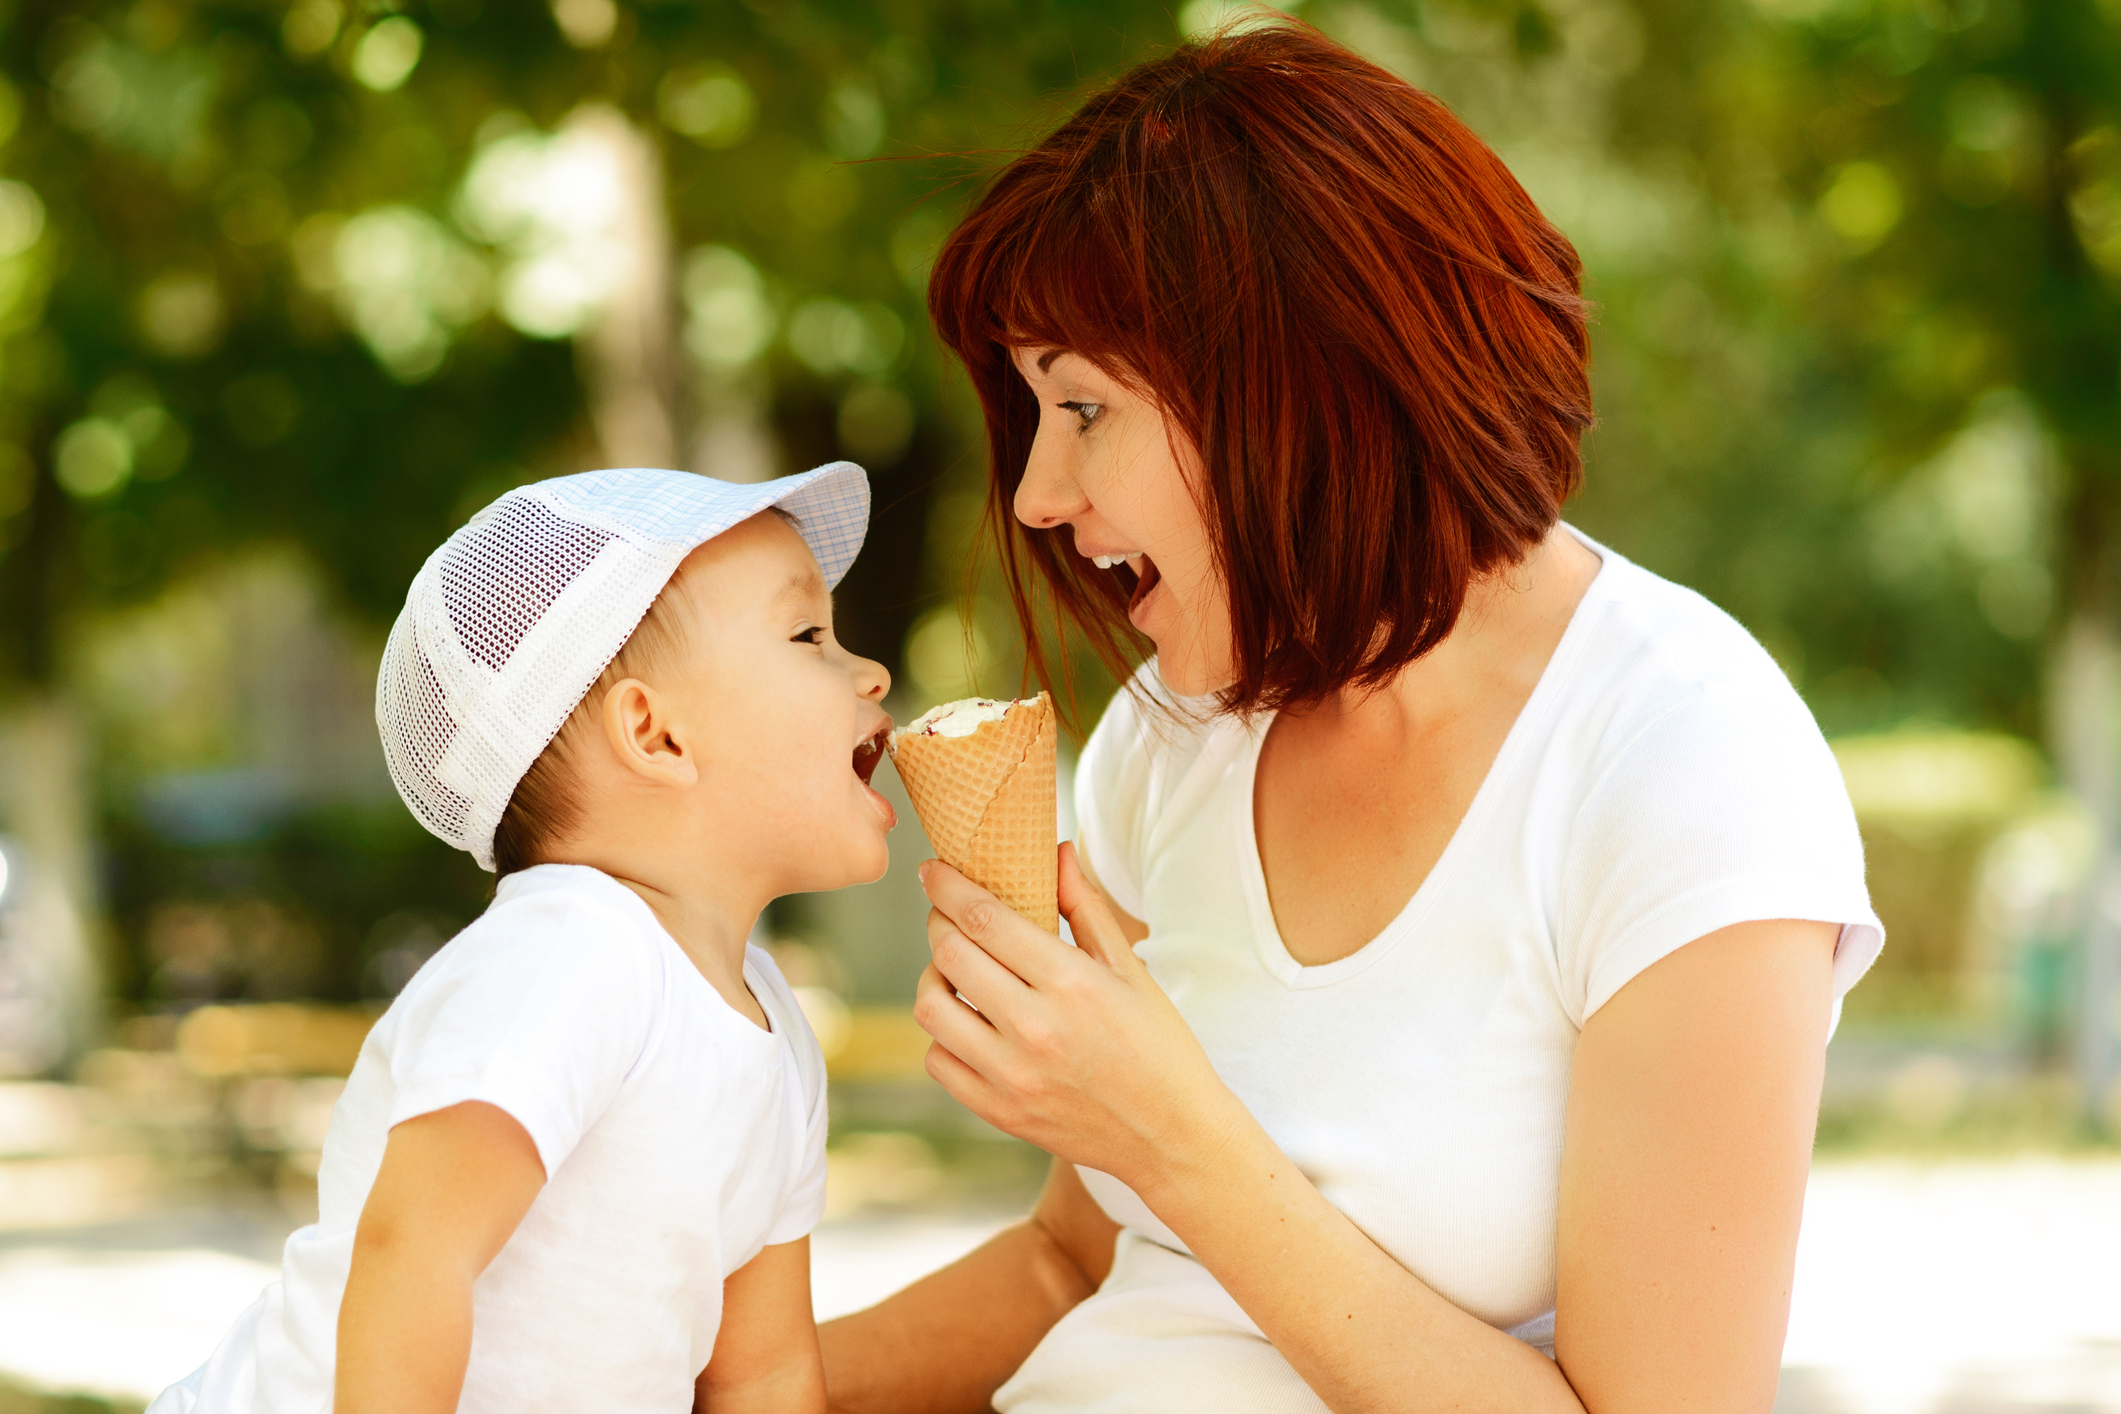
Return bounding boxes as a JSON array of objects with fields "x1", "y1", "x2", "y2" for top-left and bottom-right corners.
[{"x1": 1036, "y1": 347, "x2": 1070, "y2": 373}]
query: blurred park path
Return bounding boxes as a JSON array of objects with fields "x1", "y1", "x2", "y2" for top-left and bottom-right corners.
[
  {"x1": 0, "y1": 1158, "x2": 2116, "y2": 1413},
  {"x1": 1776, "y1": 1159, "x2": 2121, "y2": 1414}
]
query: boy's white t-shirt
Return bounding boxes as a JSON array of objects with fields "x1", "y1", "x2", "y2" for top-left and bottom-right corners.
[
  {"x1": 997, "y1": 531, "x2": 1884, "y2": 1414},
  {"x1": 151, "y1": 863, "x2": 829, "y2": 1414}
]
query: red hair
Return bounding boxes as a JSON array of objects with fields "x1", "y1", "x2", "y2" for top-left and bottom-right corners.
[{"x1": 927, "y1": 19, "x2": 1592, "y2": 719}]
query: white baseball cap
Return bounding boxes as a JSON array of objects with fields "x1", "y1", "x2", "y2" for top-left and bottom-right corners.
[{"x1": 377, "y1": 462, "x2": 870, "y2": 871}]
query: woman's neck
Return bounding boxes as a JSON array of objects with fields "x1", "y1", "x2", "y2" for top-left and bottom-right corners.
[{"x1": 1318, "y1": 524, "x2": 1603, "y2": 734}]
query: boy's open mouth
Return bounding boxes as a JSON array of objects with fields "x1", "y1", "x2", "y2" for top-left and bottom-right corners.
[
  {"x1": 853, "y1": 725, "x2": 888, "y2": 785},
  {"x1": 853, "y1": 723, "x2": 896, "y2": 828}
]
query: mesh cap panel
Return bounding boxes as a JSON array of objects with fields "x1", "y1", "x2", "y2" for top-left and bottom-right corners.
[
  {"x1": 377, "y1": 463, "x2": 869, "y2": 870},
  {"x1": 439, "y1": 498, "x2": 615, "y2": 672}
]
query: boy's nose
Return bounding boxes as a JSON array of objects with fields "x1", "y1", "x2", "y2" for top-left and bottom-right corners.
[{"x1": 856, "y1": 654, "x2": 890, "y2": 701}]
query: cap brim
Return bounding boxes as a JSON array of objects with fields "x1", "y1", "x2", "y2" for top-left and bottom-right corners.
[
  {"x1": 538, "y1": 461, "x2": 870, "y2": 589},
  {"x1": 751, "y1": 461, "x2": 870, "y2": 589}
]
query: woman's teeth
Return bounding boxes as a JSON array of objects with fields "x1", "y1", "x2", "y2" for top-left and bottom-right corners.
[{"x1": 1090, "y1": 553, "x2": 1136, "y2": 569}]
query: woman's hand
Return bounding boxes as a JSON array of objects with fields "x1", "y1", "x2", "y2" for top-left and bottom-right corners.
[{"x1": 914, "y1": 843, "x2": 1248, "y2": 1197}]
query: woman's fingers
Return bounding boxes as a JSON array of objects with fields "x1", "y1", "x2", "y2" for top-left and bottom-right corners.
[
  {"x1": 922, "y1": 1040, "x2": 1012, "y2": 1132},
  {"x1": 919, "y1": 860, "x2": 1070, "y2": 988},
  {"x1": 1058, "y1": 842, "x2": 1143, "y2": 976},
  {"x1": 924, "y1": 905, "x2": 1035, "y2": 1020},
  {"x1": 911, "y1": 963, "x2": 1006, "y2": 1071}
]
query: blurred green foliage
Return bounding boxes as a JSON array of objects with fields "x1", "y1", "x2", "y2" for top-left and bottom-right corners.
[{"x1": 0, "y1": 0, "x2": 2112, "y2": 1008}]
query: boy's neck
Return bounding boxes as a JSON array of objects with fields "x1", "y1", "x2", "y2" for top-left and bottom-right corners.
[{"x1": 586, "y1": 863, "x2": 773, "y2": 1032}]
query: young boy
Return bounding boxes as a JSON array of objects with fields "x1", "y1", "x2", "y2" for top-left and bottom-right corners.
[{"x1": 149, "y1": 463, "x2": 897, "y2": 1413}]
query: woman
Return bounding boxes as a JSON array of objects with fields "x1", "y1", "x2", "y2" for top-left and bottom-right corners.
[{"x1": 823, "y1": 22, "x2": 1879, "y2": 1414}]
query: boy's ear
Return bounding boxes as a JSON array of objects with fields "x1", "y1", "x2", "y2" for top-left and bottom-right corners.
[{"x1": 598, "y1": 678, "x2": 699, "y2": 788}]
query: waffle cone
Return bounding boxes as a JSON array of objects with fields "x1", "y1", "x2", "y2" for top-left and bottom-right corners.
[{"x1": 889, "y1": 695, "x2": 1058, "y2": 933}]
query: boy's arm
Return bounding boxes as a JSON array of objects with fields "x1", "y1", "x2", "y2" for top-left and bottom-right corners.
[
  {"x1": 336, "y1": 1101, "x2": 546, "y2": 1414},
  {"x1": 695, "y1": 1237, "x2": 826, "y2": 1413}
]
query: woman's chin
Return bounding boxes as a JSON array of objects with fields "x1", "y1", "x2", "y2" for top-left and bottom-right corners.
[
  {"x1": 1139, "y1": 591, "x2": 1234, "y2": 697},
  {"x1": 1150, "y1": 652, "x2": 1229, "y2": 699}
]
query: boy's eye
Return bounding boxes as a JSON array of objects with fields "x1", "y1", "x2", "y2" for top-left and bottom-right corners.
[
  {"x1": 792, "y1": 626, "x2": 827, "y2": 646},
  {"x1": 1058, "y1": 399, "x2": 1102, "y2": 432}
]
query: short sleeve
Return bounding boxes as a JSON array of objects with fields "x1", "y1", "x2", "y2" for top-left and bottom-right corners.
[
  {"x1": 1074, "y1": 668, "x2": 1159, "y2": 921},
  {"x1": 384, "y1": 893, "x2": 658, "y2": 1179},
  {"x1": 761, "y1": 959, "x2": 831, "y2": 1245},
  {"x1": 1557, "y1": 682, "x2": 1884, "y2": 1027}
]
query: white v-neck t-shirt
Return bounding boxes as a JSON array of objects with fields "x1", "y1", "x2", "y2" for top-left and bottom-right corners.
[
  {"x1": 996, "y1": 531, "x2": 1883, "y2": 1414},
  {"x1": 151, "y1": 864, "x2": 829, "y2": 1414}
]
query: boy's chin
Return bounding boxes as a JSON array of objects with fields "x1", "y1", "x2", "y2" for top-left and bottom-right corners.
[{"x1": 796, "y1": 838, "x2": 892, "y2": 893}]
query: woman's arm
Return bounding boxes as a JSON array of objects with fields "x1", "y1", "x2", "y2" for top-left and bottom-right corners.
[
  {"x1": 818, "y1": 1157, "x2": 1119, "y2": 1414},
  {"x1": 336, "y1": 1102, "x2": 546, "y2": 1414},
  {"x1": 917, "y1": 848, "x2": 1836, "y2": 1414},
  {"x1": 696, "y1": 1238, "x2": 825, "y2": 1412},
  {"x1": 1554, "y1": 915, "x2": 1834, "y2": 1410}
]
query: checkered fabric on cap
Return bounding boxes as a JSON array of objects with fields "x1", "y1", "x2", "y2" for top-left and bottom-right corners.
[{"x1": 377, "y1": 462, "x2": 869, "y2": 871}]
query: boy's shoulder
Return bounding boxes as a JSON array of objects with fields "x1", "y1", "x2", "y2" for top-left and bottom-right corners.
[{"x1": 399, "y1": 864, "x2": 671, "y2": 1011}]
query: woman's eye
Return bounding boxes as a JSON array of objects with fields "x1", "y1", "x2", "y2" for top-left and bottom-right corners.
[
  {"x1": 793, "y1": 626, "x2": 827, "y2": 646},
  {"x1": 1057, "y1": 399, "x2": 1102, "y2": 432}
]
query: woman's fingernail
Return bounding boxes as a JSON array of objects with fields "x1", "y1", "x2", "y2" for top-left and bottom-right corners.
[{"x1": 918, "y1": 860, "x2": 932, "y2": 882}]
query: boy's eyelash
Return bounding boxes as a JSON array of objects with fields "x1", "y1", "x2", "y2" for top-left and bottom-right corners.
[
  {"x1": 793, "y1": 626, "x2": 826, "y2": 645},
  {"x1": 1058, "y1": 399, "x2": 1101, "y2": 432}
]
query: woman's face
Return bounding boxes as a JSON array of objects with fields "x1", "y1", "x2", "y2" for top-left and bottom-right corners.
[{"x1": 1009, "y1": 347, "x2": 1230, "y2": 695}]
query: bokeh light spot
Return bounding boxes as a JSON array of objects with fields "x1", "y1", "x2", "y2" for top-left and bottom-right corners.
[
  {"x1": 54, "y1": 420, "x2": 134, "y2": 500},
  {"x1": 1820, "y1": 161, "x2": 1903, "y2": 251},
  {"x1": 136, "y1": 271, "x2": 225, "y2": 359},
  {"x1": 683, "y1": 245, "x2": 775, "y2": 367},
  {"x1": 0, "y1": 181, "x2": 45, "y2": 259},
  {"x1": 550, "y1": 0, "x2": 617, "y2": 49},
  {"x1": 282, "y1": 0, "x2": 343, "y2": 58},
  {"x1": 659, "y1": 65, "x2": 756, "y2": 149},
  {"x1": 352, "y1": 18, "x2": 423, "y2": 93},
  {"x1": 824, "y1": 85, "x2": 885, "y2": 159},
  {"x1": 788, "y1": 300, "x2": 902, "y2": 375}
]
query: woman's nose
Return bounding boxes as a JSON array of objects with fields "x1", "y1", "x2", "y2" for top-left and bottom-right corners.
[{"x1": 1014, "y1": 426, "x2": 1087, "y2": 529}]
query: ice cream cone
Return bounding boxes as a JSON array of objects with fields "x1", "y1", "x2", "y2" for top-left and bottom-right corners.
[{"x1": 889, "y1": 694, "x2": 1059, "y2": 933}]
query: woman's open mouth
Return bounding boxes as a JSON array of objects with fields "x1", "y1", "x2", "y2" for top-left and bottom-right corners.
[{"x1": 1126, "y1": 554, "x2": 1162, "y2": 624}]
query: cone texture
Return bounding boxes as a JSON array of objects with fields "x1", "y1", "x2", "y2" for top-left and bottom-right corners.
[{"x1": 890, "y1": 696, "x2": 1058, "y2": 933}]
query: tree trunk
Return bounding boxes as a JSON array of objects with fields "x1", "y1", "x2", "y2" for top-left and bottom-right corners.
[{"x1": 565, "y1": 104, "x2": 683, "y2": 470}]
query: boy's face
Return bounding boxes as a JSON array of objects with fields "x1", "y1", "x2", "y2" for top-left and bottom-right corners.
[{"x1": 659, "y1": 512, "x2": 896, "y2": 892}]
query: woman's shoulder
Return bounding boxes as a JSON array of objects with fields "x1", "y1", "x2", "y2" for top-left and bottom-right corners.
[
  {"x1": 1580, "y1": 540, "x2": 1792, "y2": 690},
  {"x1": 1548, "y1": 538, "x2": 1881, "y2": 1020},
  {"x1": 1560, "y1": 536, "x2": 1822, "y2": 758}
]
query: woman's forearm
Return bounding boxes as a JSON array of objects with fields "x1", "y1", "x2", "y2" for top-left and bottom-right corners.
[
  {"x1": 1140, "y1": 1106, "x2": 1585, "y2": 1414},
  {"x1": 819, "y1": 1217, "x2": 1099, "y2": 1414}
]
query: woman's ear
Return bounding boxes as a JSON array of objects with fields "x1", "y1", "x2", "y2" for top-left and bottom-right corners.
[{"x1": 598, "y1": 678, "x2": 700, "y2": 788}]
